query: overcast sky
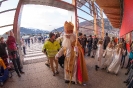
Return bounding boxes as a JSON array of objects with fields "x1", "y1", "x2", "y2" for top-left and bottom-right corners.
[
  {"x1": 20, "y1": 5, "x2": 71, "y2": 31},
  {"x1": 0, "y1": 0, "x2": 107, "y2": 35},
  {"x1": 20, "y1": 0, "x2": 73, "y2": 31}
]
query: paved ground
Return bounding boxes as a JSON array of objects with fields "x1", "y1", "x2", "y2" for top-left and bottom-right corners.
[{"x1": 2, "y1": 43, "x2": 128, "y2": 88}]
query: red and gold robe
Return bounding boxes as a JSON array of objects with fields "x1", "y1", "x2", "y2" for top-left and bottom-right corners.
[{"x1": 56, "y1": 41, "x2": 88, "y2": 84}]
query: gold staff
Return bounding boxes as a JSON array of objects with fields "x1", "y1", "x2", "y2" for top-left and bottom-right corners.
[{"x1": 68, "y1": 0, "x2": 79, "y2": 86}]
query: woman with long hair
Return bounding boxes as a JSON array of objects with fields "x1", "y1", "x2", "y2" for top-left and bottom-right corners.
[
  {"x1": 103, "y1": 42, "x2": 114, "y2": 69},
  {"x1": 95, "y1": 40, "x2": 104, "y2": 71},
  {"x1": 107, "y1": 43, "x2": 122, "y2": 75}
]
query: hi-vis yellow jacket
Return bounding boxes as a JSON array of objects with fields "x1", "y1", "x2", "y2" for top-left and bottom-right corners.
[
  {"x1": 0, "y1": 58, "x2": 6, "y2": 69},
  {"x1": 42, "y1": 40, "x2": 60, "y2": 58}
]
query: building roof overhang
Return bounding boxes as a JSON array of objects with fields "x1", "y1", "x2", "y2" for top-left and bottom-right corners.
[
  {"x1": 95, "y1": 0, "x2": 123, "y2": 28},
  {"x1": 77, "y1": 0, "x2": 123, "y2": 28},
  {"x1": 23, "y1": 0, "x2": 75, "y2": 11}
]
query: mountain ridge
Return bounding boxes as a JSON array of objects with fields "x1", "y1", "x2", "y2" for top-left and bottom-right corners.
[
  {"x1": 20, "y1": 27, "x2": 49, "y2": 35},
  {"x1": 52, "y1": 18, "x2": 113, "y2": 33}
]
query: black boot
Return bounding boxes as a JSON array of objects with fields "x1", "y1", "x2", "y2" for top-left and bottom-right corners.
[
  {"x1": 125, "y1": 70, "x2": 130, "y2": 75},
  {"x1": 45, "y1": 63, "x2": 50, "y2": 67},
  {"x1": 17, "y1": 73, "x2": 21, "y2": 77},
  {"x1": 53, "y1": 73, "x2": 55, "y2": 76},
  {"x1": 55, "y1": 71, "x2": 59, "y2": 74},
  {"x1": 15, "y1": 69, "x2": 21, "y2": 77},
  {"x1": 91, "y1": 56, "x2": 94, "y2": 58},
  {"x1": 71, "y1": 81, "x2": 75, "y2": 84},
  {"x1": 124, "y1": 80, "x2": 128, "y2": 83},
  {"x1": 126, "y1": 81, "x2": 130, "y2": 86},
  {"x1": 95, "y1": 65, "x2": 99, "y2": 71},
  {"x1": 20, "y1": 71, "x2": 25, "y2": 74},
  {"x1": 65, "y1": 80, "x2": 70, "y2": 83},
  {"x1": 87, "y1": 54, "x2": 90, "y2": 56}
]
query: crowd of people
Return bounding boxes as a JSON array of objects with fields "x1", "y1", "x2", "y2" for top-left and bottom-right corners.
[
  {"x1": 42, "y1": 21, "x2": 133, "y2": 87},
  {"x1": 20, "y1": 35, "x2": 48, "y2": 55},
  {"x1": 0, "y1": 31, "x2": 24, "y2": 78},
  {"x1": 42, "y1": 21, "x2": 88, "y2": 85},
  {"x1": 0, "y1": 22, "x2": 133, "y2": 87}
]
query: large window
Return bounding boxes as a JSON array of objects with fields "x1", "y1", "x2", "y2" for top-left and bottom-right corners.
[
  {"x1": 0, "y1": 10, "x2": 16, "y2": 26},
  {"x1": 0, "y1": 0, "x2": 19, "y2": 35},
  {"x1": 0, "y1": 25, "x2": 13, "y2": 35},
  {"x1": 0, "y1": 0, "x2": 19, "y2": 12}
]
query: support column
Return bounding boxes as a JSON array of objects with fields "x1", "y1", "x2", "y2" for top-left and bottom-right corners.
[
  {"x1": 92, "y1": 1, "x2": 97, "y2": 35},
  {"x1": 13, "y1": 0, "x2": 24, "y2": 67},
  {"x1": 100, "y1": 8, "x2": 105, "y2": 39},
  {"x1": 72, "y1": 0, "x2": 78, "y2": 45}
]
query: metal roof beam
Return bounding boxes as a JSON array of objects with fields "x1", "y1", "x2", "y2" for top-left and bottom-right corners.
[
  {"x1": 0, "y1": 0, "x2": 7, "y2": 3},
  {"x1": 0, "y1": 8, "x2": 16, "y2": 14},
  {"x1": 0, "y1": 24, "x2": 13, "y2": 28}
]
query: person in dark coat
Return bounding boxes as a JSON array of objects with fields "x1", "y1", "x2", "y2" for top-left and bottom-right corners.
[
  {"x1": 125, "y1": 49, "x2": 133, "y2": 75},
  {"x1": 83, "y1": 34, "x2": 87, "y2": 47},
  {"x1": 121, "y1": 38, "x2": 127, "y2": 68},
  {"x1": 130, "y1": 41, "x2": 133, "y2": 50},
  {"x1": 83, "y1": 34, "x2": 87, "y2": 54},
  {"x1": 103, "y1": 33, "x2": 110, "y2": 50},
  {"x1": 128, "y1": 79, "x2": 133, "y2": 88},
  {"x1": 87, "y1": 35, "x2": 93, "y2": 56},
  {"x1": 0, "y1": 37, "x2": 9, "y2": 67},
  {"x1": 27, "y1": 38, "x2": 30, "y2": 47},
  {"x1": 91, "y1": 35, "x2": 98, "y2": 58},
  {"x1": 6, "y1": 31, "x2": 24, "y2": 77},
  {"x1": 78, "y1": 33, "x2": 83, "y2": 47},
  {"x1": 78, "y1": 33, "x2": 85, "y2": 54},
  {"x1": 124, "y1": 63, "x2": 133, "y2": 86}
]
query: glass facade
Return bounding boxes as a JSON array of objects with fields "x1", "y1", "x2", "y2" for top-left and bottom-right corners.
[
  {"x1": 77, "y1": 0, "x2": 103, "y2": 37},
  {"x1": 0, "y1": 0, "x2": 116, "y2": 38},
  {"x1": 0, "y1": 25, "x2": 13, "y2": 35},
  {"x1": 0, "y1": 0, "x2": 19, "y2": 35},
  {"x1": 0, "y1": 10, "x2": 15, "y2": 26},
  {"x1": 0, "y1": 0, "x2": 19, "y2": 11}
]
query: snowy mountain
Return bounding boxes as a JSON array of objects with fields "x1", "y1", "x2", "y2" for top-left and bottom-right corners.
[
  {"x1": 20, "y1": 27, "x2": 49, "y2": 35},
  {"x1": 51, "y1": 18, "x2": 113, "y2": 33}
]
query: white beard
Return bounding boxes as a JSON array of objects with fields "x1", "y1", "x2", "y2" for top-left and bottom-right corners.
[
  {"x1": 62, "y1": 37, "x2": 72, "y2": 49},
  {"x1": 62, "y1": 35, "x2": 75, "y2": 50}
]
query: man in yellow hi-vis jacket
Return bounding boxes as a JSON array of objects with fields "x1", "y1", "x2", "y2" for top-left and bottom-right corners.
[{"x1": 42, "y1": 33, "x2": 60, "y2": 76}]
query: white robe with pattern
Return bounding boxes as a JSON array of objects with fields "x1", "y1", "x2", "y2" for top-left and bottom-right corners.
[
  {"x1": 55, "y1": 47, "x2": 78, "y2": 83},
  {"x1": 103, "y1": 47, "x2": 114, "y2": 68},
  {"x1": 108, "y1": 48, "x2": 122, "y2": 74},
  {"x1": 95, "y1": 44, "x2": 104, "y2": 68}
]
